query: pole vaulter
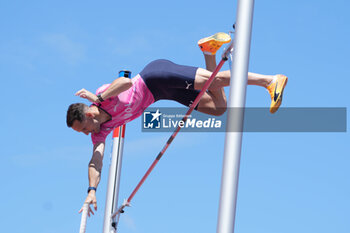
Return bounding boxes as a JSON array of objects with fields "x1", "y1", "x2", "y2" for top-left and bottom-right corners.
[
  {"x1": 110, "y1": 41, "x2": 235, "y2": 226},
  {"x1": 73, "y1": 3, "x2": 289, "y2": 228}
]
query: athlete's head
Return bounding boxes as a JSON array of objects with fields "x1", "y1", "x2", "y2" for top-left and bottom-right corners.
[{"x1": 66, "y1": 103, "x2": 101, "y2": 135}]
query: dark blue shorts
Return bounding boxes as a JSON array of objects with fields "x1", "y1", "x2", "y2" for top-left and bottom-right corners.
[{"x1": 139, "y1": 59, "x2": 200, "y2": 108}]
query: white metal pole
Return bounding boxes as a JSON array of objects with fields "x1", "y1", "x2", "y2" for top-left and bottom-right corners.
[
  {"x1": 217, "y1": 1, "x2": 254, "y2": 233},
  {"x1": 102, "y1": 125, "x2": 126, "y2": 233},
  {"x1": 79, "y1": 203, "x2": 89, "y2": 233}
]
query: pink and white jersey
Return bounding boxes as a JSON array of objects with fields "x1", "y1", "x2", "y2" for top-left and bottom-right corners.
[{"x1": 91, "y1": 75, "x2": 154, "y2": 144}]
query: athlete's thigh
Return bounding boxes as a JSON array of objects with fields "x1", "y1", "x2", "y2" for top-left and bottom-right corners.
[
  {"x1": 196, "y1": 92, "x2": 218, "y2": 115},
  {"x1": 140, "y1": 59, "x2": 199, "y2": 100},
  {"x1": 168, "y1": 88, "x2": 222, "y2": 116},
  {"x1": 168, "y1": 88, "x2": 200, "y2": 108},
  {"x1": 194, "y1": 68, "x2": 213, "y2": 89}
]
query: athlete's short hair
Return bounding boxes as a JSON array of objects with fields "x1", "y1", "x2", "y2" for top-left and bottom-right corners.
[{"x1": 66, "y1": 103, "x2": 88, "y2": 127}]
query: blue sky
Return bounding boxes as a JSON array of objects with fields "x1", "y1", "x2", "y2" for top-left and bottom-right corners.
[{"x1": 1, "y1": 0, "x2": 349, "y2": 233}]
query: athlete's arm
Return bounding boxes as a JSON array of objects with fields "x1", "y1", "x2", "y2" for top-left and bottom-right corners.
[
  {"x1": 98, "y1": 77, "x2": 132, "y2": 101},
  {"x1": 75, "y1": 77, "x2": 132, "y2": 103},
  {"x1": 79, "y1": 142, "x2": 105, "y2": 216},
  {"x1": 88, "y1": 141, "x2": 105, "y2": 190}
]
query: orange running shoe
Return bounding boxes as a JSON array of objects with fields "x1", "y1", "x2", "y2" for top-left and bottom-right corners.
[
  {"x1": 267, "y1": 74, "x2": 288, "y2": 114},
  {"x1": 198, "y1": 32, "x2": 231, "y2": 55}
]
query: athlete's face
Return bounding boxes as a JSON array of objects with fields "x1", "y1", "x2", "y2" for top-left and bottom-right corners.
[{"x1": 72, "y1": 116, "x2": 100, "y2": 135}]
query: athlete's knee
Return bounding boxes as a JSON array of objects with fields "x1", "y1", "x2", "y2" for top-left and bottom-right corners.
[{"x1": 212, "y1": 105, "x2": 227, "y2": 116}]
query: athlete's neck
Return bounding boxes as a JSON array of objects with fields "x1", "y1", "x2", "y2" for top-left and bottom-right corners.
[{"x1": 90, "y1": 105, "x2": 111, "y2": 124}]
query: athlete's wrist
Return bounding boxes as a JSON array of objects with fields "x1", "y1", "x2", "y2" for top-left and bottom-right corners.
[
  {"x1": 87, "y1": 186, "x2": 97, "y2": 193},
  {"x1": 96, "y1": 94, "x2": 104, "y2": 103}
]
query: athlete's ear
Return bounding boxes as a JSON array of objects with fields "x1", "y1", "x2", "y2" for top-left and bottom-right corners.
[{"x1": 85, "y1": 112, "x2": 94, "y2": 118}]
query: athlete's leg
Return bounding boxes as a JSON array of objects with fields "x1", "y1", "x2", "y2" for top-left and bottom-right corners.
[
  {"x1": 196, "y1": 32, "x2": 287, "y2": 114},
  {"x1": 203, "y1": 54, "x2": 217, "y2": 72},
  {"x1": 196, "y1": 32, "x2": 275, "y2": 90},
  {"x1": 196, "y1": 91, "x2": 227, "y2": 116},
  {"x1": 195, "y1": 69, "x2": 288, "y2": 113},
  {"x1": 195, "y1": 69, "x2": 275, "y2": 90},
  {"x1": 197, "y1": 51, "x2": 228, "y2": 116}
]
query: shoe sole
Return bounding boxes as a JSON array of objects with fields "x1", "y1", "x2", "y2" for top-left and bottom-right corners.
[
  {"x1": 198, "y1": 33, "x2": 231, "y2": 55},
  {"x1": 198, "y1": 33, "x2": 231, "y2": 45},
  {"x1": 270, "y1": 75, "x2": 288, "y2": 113}
]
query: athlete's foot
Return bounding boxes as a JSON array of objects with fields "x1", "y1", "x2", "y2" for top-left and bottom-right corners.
[
  {"x1": 266, "y1": 74, "x2": 288, "y2": 114},
  {"x1": 198, "y1": 32, "x2": 231, "y2": 55}
]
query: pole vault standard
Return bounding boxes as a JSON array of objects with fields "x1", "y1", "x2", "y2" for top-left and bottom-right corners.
[
  {"x1": 217, "y1": 1, "x2": 254, "y2": 233},
  {"x1": 102, "y1": 125, "x2": 126, "y2": 233}
]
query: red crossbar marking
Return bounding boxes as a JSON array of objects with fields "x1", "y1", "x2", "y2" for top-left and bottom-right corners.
[
  {"x1": 113, "y1": 125, "x2": 126, "y2": 138},
  {"x1": 121, "y1": 125, "x2": 126, "y2": 138},
  {"x1": 113, "y1": 127, "x2": 120, "y2": 138}
]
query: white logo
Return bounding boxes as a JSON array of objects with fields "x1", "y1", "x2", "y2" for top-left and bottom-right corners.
[
  {"x1": 143, "y1": 109, "x2": 162, "y2": 129},
  {"x1": 185, "y1": 81, "x2": 192, "y2": 89},
  {"x1": 150, "y1": 109, "x2": 161, "y2": 122}
]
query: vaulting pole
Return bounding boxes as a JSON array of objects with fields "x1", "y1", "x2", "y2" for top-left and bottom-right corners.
[
  {"x1": 79, "y1": 203, "x2": 89, "y2": 233},
  {"x1": 217, "y1": 1, "x2": 254, "y2": 233},
  {"x1": 102, "y1": 125, "x2": 126, "y2": 233}
]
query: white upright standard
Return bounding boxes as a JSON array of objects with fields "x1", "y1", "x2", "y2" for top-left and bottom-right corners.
[
  {"x1": 102, "y1": 125, "x2": 126, "y2": 233},
  {"x1": 217, "y1": 0, "x2": 254, "y2": 233}
]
